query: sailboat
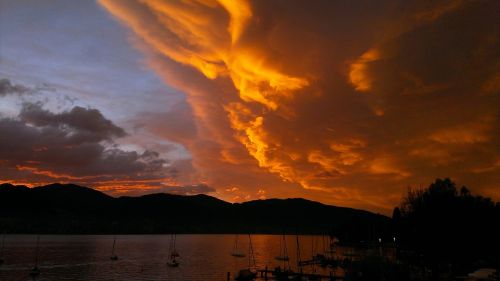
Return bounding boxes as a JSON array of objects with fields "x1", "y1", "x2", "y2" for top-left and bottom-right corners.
[
  {"x1": 110, "y1": 235, "x2": 118, "y2": 261},
  {"x1": 0, "y1": 233, "x2": 5, "y2": 266},
  {"x1": 235, "y1": 234, "x2": 257, "y2": 281},
  {"x1": 296, "y1": 234, "x2": 303, "y2": 273},
  {"x1": 30, "y1": 235, "x2": 41, "y2": 278},
  {"x1": 167, "y1": 234, "x2": 179, "y2": 267},
  {"x1": 275, "y1": 234, "x2": 290, "y2": 261},
  {"x1": 231, "y1": 234, "x2": 246, "y2": 258},
  {"x1": 324, "y1": 235, "x2": 338, "y2": 255}
]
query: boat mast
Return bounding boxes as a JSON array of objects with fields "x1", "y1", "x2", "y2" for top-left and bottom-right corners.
[
  {"x1": 34, "y1": 235, "x2": 40, "y2": 267},
  {"x1": 172, "y1": 234, "x2": 176, "y2": 254},
  {"x1": 29, "y1": 235, "x2": 41, "y2": 278},
  {"x1": 296, "y1": 234, "x2": 302, "y2": 273},
  {"x1": 111, "y1": 235, "x2": 116, "y2": 256},
  {"x1": 247, "y1": 234, "x2": 256, "y2": 269},
  {"x1": 166, "y1": 233, "x2": 180, "y2": 267},
  {"x1": 282, "y1": 234, "x2": 289, "y2": 269},
  {"x1": 311, "y1": 235, "x2": 316, "y2": 273},
  {"x1": 169, "y1": 234, "x2": 179, "y2": 258},
  {"x1": 0, "y1": 233, "x2": 5, "y2": 264}
]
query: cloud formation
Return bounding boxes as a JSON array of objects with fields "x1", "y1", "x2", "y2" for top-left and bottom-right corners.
[
  {"x1": 105, "y1": 183, "x2": 216, "y2": 197},
  {"x1": 0, "y1": 78, "x2": 29, "y2": 96},
  {"x1": 19, "y1": 102, "x2": 126, "y2": 142},
  {"x1": 0, "y1": 79, "x2": 214, "y2": 196},
  {"x1": 78, "y1": 0, "x2": 500, "y2": 212}
]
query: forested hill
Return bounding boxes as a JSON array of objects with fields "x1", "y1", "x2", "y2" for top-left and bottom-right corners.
[{"x1": 0, "y1": 183, "x2": 389, "y2": 240}]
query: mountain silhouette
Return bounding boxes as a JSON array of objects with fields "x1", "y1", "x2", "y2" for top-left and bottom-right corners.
[{"x1": 0, "y1": 183, "x2": 389, "y2": 240}]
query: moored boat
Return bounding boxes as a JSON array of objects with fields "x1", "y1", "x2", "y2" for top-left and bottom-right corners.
[{"x1": 167, "y1": 234, "x2": 180, "y2": 267}]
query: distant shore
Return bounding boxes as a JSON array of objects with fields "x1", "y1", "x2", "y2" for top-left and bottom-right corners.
[{"x1": 0, "y1": 183, "x2": 389, "y2": 239}]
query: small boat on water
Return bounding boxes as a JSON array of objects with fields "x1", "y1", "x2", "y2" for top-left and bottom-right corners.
[
  {"x1": 231, "y1": 234, "x2": 246, "y2": 258},
  {"x1": 0, "y1": 233, "x2": 5, "y2": 265},
  {"x1": 167, "y1": 234, "x2": 180, "y2": 267},
  {"x1": 167, "y1": 257, "x2": 179, "y2": 267},
  {"x1": 275, "y1": 234, "x2": 290, "y2": 262},
  {"x1": 275, "y1": 256, "x2": 290, "y2": 261},
  {"x1": 324, "y1": 235, "x2": 338, "y2": 255},
  {"x1": 30, "y1": 266, "x2": 40, "y2": 278},
  {"x1": 110, "y1": 235, "x2": 118, "y2": 260},
  {"x1": 272, "y1": 267, "x2": 300, "y2": 281},
  {"x1": 232, "y1": 252, "x2": 246, "y2": 258},
  {"x1": 235, "y1": 269, "x2": 257, "y2": 281},
  {"x1": 30, "y1": 235, "x2": 41, "y2": 278},
  {"x1": 235, "y1": 234, "x2": 257, "y2": 280}
]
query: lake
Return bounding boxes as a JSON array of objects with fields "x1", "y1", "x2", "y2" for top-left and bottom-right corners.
[{"x1": 0, "y1": 234, "x2": 366, "y2": 280}]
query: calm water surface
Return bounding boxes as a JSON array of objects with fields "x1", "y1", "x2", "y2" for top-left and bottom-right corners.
[{"x1": 0, "y1": 234, "x2": 353, "y2": 281}]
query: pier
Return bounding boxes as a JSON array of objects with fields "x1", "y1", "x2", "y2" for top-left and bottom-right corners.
[
  {"x1": 229, "y1": 267, "x2": 342, "y2": 281},
  {"x1": 256, "y1": 268, "x2": 341, "y2": 280}
]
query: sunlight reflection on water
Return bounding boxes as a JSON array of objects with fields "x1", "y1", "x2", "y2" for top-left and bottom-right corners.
[{"x1": 0, "y1": 234, "x2": 363, "y2": 281}]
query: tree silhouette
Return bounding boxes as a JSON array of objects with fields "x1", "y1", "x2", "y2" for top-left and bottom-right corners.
[{"x1": 393, "y1": 178, "x2": 500, "y2": 273}]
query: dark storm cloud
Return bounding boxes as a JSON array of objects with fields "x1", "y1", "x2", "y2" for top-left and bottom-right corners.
[
  {"x1": 0, "y1": 78, "x2": 29, "y2": 96},
  {"x1": 0, "y1": 79, "x2": 177, "y2": 190},
  {"x1": 19, "y1": 102, "x2": 126, "y2": 143},
  {"x1": 0, "y1": 107, "x2": 170, "y2": 177}
]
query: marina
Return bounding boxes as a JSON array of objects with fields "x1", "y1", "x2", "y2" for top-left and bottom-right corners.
[{"x1": 0, "y1": 234, "x2": 395, "y2": 281}]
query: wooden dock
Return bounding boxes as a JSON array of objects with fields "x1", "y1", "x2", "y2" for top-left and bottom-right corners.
[
  {"x1": 255, "y1": 268, "x2": 341, "y2": 280},
  {"x1": 227, "y1": 267, "x2": 344, "y2": 281}
]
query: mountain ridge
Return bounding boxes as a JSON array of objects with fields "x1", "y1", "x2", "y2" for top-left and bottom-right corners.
[{"x1": 0, "y1": 183, "x2": 390, "y2": 241}]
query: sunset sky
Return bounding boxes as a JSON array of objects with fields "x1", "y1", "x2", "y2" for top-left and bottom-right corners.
[{"x1": 0, "y1": 0, "x2": 499, "y2": 214}]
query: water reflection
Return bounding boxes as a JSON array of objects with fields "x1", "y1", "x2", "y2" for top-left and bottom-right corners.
[{"x1": 0, "y1": 234, "x2": 394, "y2": 281}]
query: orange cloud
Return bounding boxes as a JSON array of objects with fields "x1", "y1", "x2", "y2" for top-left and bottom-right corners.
[
  {"x1": 100, "y1": 0, "x2": 308, "y2": 110},
  {"x1": 349, "y1": 48, "x2": 380, "y2": 92},
  {"x1": 428, "y1": 117, "x2": 493, "y2": 145},
  {"x1": 99, "y1": 0, "x2": 500, "y2": 214},
  {"x1": 369, "y1": 158, "x2": 411, "y2": 178}
]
